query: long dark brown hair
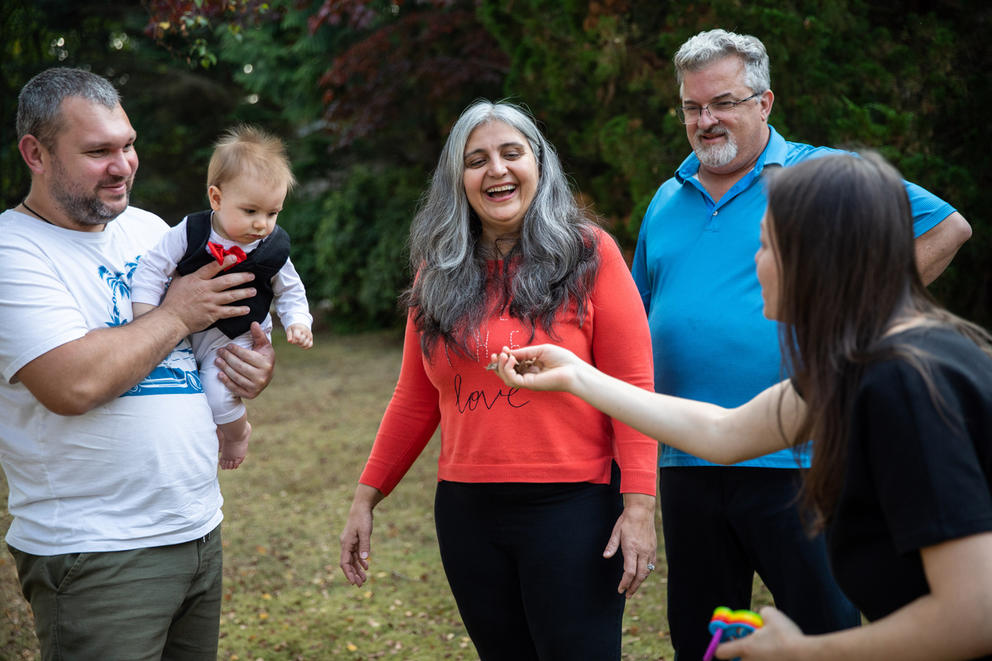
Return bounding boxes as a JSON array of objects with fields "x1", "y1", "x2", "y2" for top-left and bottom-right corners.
[{"x1": 766, "y1": 152, "x2": 991, "y2": 531}]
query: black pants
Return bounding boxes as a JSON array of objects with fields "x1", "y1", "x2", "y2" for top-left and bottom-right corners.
[
  {"x1": 434, "y1": 478, "x2": 625, "y2": 661},
  {"x1": 661, "y1": 467, "x2": 860, "y2": 660}
]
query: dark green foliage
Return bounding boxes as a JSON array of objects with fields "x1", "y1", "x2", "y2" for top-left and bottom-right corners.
[
  {"x1": 478, "y1": 0, "x2": 682, "y2": 244},
  {"x1": 0, "y1": 0, "x2": 43, "y2": 204},
  {"x1": 190, "y1": 0, "x2": 505, "y2": 330},
  {"x1": 478, "y1": 0, "x2": 991, "y2": 324},
  {"x1": 0, "y1": 0, "x2": 252, "y2": 224},
  {"x1": 280, "y1": 164, "x2": 425, "y2": 332},
  {"x1": 6, "y1": 0, "x2": 991, "y2": 328}
]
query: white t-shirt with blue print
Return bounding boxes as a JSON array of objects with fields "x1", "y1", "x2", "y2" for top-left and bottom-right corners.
[{"x1": 0, "y1": 206, "x2": 222, "y2": 555}]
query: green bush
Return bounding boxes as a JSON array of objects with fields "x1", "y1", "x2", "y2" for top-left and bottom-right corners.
[
  {"x1": 8, "y1": 0, "x2": 990, "y2": 327},
  {"x1": 478, "y1": 0, "x2": 990, "y2": 325},
  {"x1": 280, "y1": 164, "x2": 426, "y2": 331}
]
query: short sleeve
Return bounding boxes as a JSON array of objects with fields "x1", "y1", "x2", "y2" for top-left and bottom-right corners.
[
  {"x1": 0, "y1": 240, "x2": 89, "y2": 381},
  {"x1": 858, "y1": 360, "x2": 992, "y2": 554},
  {"x1": 904, "y1": 180, "x2": 955, "y2": 238}
]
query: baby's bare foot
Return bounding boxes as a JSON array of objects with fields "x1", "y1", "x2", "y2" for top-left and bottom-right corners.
[{"x1": 219, "y1": 422, "x2": 251, "y2": 470}]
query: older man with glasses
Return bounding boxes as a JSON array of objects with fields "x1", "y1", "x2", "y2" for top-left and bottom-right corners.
[{"x1": 631, "y1": 28, "x2": 972, "y2": 660}]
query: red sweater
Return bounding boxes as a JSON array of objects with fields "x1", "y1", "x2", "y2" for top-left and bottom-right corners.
[{"x1": 360, "y1": 228, "x2": 658, "y2": 496}]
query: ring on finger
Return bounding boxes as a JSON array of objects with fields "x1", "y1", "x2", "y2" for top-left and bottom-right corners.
[{"x1": 646, "y1": 562, "x2": 656, "y2": 572}]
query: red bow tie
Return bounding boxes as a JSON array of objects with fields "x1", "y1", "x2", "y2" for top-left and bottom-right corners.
[{"x1": 207, "y1": 242, "x2": 247, "y2": 269}]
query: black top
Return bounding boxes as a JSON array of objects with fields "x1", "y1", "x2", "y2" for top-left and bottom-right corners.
[
  {"x1": 175, "y1": 210, "x2": 291, "y2": 339},
  {"x1": 826, "y1": 325, "x2": 992, "y2": 657}
]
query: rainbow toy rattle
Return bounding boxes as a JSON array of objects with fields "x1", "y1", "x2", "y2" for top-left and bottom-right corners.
[{"x1": 702, "y1": 606, "x2": 763, "y2": 661}]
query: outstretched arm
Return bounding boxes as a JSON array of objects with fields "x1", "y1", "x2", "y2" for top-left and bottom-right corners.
[{"x1": 491, "y1": 345, "x2": 797, "y2": 464}]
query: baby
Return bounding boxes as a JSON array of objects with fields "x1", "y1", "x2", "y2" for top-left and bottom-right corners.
[{"x1": 132, "y1": 125, "x2": 313, "y2": 469}]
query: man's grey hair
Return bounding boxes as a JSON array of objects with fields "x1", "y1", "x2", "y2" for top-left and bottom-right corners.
[
  {"x1": 17, "y1": 67, "x2": 120, "y2": 149},
  {"x1": 674, "y1": 29, "x2": 770, "y2": 95}
]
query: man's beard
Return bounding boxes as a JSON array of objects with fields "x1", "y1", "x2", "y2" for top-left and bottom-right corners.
[
  {"x1": 50, "y1": 156, "x2": 131, "y2": 227},
  {"x1": 692, "y1": 127, "x2": 738, "y2": 169}
]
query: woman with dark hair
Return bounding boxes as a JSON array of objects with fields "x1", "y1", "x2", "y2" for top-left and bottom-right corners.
[
  {"x1": 338, "y1": 100, "x2": 658, "y2": 660},
  {"x1": 493, "y1": 152, "x2": 992, "y2": 660}
]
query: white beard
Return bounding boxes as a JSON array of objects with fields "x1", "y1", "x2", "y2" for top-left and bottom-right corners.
[{"x1": 693, "y1": 129, "x2": 739, "y2": 169}]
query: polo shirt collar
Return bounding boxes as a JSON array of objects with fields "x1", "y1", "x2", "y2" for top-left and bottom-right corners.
[{"x1": 674, "y1": 125, "x2": 787, "y2": 184}]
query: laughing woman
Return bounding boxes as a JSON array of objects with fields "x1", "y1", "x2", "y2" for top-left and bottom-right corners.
[
  {"x1": 338, "y1": 100, "x2": 658, "y2": 661},
  {"x1": 492, "y1": 152, "x2": 992, "y2": 661}
]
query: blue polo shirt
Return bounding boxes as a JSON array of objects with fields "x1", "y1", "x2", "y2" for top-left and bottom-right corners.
[{"x1": 631, "y1": 125, "x2": 956, "y2": 468}]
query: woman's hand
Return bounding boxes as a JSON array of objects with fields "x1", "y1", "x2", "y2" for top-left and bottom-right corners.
[
  {"x1": 602, "y1": 492, "x2": 657, "y2": 597},
  {"x1": 339, "y1": 484, "x2": 385, "y2": 587},
  {"x1": 716, "y1": 606, "x2": 804, "y2": 660},
  {"x1": 489, "y1": 344, "x2": 583, "y2": 392}
]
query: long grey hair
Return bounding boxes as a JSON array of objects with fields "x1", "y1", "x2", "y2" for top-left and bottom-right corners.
[{"x1": 406, "y1": 100, "x2": 601, "y2": 359}]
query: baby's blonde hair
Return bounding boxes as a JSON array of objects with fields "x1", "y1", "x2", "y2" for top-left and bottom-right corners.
[{"x1": 207, "y1": 124, "x2": 296, "y2": 193}]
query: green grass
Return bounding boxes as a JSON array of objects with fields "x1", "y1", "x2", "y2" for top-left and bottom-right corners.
[{"x1": 1, "y1": 331, "x2": 772, "y2": 660}]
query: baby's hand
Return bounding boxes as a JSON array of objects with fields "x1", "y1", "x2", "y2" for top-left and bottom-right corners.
[{"x1": 287, "y1": 324, "x2": 313, "y2": 349}]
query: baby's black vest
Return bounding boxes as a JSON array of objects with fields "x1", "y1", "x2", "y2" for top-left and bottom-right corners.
[{"x1": 175, "y1": 210, "x2": 291, "y2": 339}]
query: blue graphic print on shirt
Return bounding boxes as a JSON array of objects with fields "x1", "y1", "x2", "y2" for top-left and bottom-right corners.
[
  {"x1": 101, "y1": 258, "x2": 204, "y2": 397},
  {"x1": 99, "y1": 262, "x2": 137, "y2": 328}
]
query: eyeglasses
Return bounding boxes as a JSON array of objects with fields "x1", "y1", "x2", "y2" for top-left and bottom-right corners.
[{"x1": 676, "y1": 91, "x2": 763, "y2": 124}]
